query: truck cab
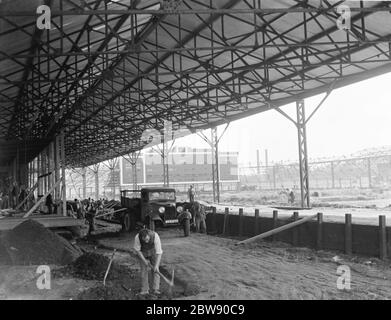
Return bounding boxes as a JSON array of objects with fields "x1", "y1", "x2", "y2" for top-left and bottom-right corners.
[{"x1": 120, "y1": 187, "x2": 179, "y2": 232}]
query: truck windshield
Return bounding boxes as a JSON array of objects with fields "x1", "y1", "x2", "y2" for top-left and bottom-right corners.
[
  {"x1": 122, "y1": 191, "x2": 141, "y2": 198},
  {"x1": 148, "y1": 192, "x2": 175, "y2": 201}
]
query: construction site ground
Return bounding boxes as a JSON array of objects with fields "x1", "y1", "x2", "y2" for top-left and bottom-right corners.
[
  {"x1": 98, "y1": 228, "x2": 391, "y2": 300},
  {"x1": 1, "y1": 225, "x2": 391, "y2": 300}
]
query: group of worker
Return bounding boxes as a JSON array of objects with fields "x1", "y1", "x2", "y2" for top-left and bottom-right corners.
[
  {"x1": 0, "y1": 182, "x2": 36, "y2": 211},
  {"x1": 177, "y1": 185, "x2": 207, "y2": 236},
  {"x1": 71, "y1": 197, "x2": 107, "y2": 235}
]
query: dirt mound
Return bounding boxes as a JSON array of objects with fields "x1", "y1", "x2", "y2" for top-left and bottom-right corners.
[
  {"x1": 1, "y1": 219, "x2": 81, "y2": 266},
  {"x1": 69, "y1": 252, "x2": 137, "y2": 300}
]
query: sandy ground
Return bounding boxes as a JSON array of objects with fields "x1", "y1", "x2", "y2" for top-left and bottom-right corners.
[
  {"x1": 1, "y1": 227, "x2": 391, "y2": 300},
  {"x1": 98, "y1": 228, "x2": 391, "y2": 300},
  {"x1": 186, "y1": 189, "x2": 391, "y2": 226},
  {"x1": 204, "y1": 202, "x2": 391, "y2": 226}
]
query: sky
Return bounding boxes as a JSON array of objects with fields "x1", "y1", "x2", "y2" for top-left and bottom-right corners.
[{"x1": 171, "y1": 71, "x2": 391, "y2": 167}]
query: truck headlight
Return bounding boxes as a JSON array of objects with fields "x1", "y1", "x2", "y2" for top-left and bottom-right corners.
[
  {"x1": 159, "y1": 207, "x2": 165, "y2": 214},
  {"x1": 176, "y1": 206, "x2": 183, "y2": 213}
]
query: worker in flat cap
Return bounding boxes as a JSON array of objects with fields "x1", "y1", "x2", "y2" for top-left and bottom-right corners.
[{"x1": 133, "y1": 228, "x2": 163, "y2": 296}]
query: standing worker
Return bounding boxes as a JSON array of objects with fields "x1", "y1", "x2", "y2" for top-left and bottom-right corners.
[
  {"x1": 188, "y1": 184, "x2": 195, "y2": 203},
  {"x1": 85, "y1": 203, "x2": 96, "y2": 235},
  {"x1": 288, "y1": 188, "x2": 295, "y2": 205},
  {"x1": 11, "y1": 182, "x2": 17, "y2": 209},
  {"x1": 193, "y1": 201, "x2": 207, "y2": 233},
  {"x1": 133, "y1": 228, "x2": 163, "y2": 296},
  {"x1": 177, "y1": 208, "x2": 192, "y2": 237},
  {"x1": 45, "y1": 193, "x2": 53, "y2": 215}
]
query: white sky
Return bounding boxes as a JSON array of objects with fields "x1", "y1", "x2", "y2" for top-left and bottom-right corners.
[{"x1": 173, "y1": 71, "x2": 391, "y2": 166}]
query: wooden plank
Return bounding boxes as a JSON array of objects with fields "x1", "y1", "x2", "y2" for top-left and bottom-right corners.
[
  {"x1": 345, "y1": 213, "x2": 352, "y2": 255},
  {"x1": 15, "y1": 180, "x2": 38, "y2": 210},
  {"x1": 272, "y1": 210, "x2": 278, "y2": 242},
  {"x1": 23, "y1": 178, "x2": 62, "y2": 218},
  {"x1": 211, "y1": 206, "x2": 217, "y2": 233},
  {"x1": 236, "y1": 214, "x2": 317, "y2": 245},
  {"x1": 379, "y1": 215, "x2": 387, "y2": 260},
  {"x1": 96, "y1": 207, "x2": 127, "y2": 219},
  {"x1": 0, "y1": 215, "x2": 83, "y2": 230}
]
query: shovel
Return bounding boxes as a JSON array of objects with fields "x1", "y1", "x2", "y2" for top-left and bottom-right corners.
[{"x1": 148, "y1": 262, "x2": 175, "y2": 295}]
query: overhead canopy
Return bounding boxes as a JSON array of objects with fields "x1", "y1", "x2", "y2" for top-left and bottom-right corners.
[{"x1": 1, "y1": 0, "x2": 391, "y2": 167}]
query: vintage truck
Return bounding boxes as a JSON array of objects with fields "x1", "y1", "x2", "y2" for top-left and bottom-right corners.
[{"x1": 119, "y1": 187, "x2": 180, "y2": 232}]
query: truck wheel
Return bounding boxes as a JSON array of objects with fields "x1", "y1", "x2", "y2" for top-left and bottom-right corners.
[
  {"x1": 184, "y1": 219, "x2": 190, "y2": 237},
  {"x1": 122, "y1": 212, "x2": 135, "y2": 232}
]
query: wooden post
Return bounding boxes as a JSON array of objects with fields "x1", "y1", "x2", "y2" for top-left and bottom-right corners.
[
  {"x1": 61, "y1": 132, "x2": 67, "y2": 217},
  {"x1": 211, "y1": 207, "x2": 217, "y2": 233},
  {"x1": 254, "y1": 209, "x2": 259, "y2": 236},
  {"x1": 379, "y1": 215, "x2": 387, "y2": 260},
  {"x1": 292, "y1": 212, "x2": 299, "y2": 246},
  {"x1": 222, "y1": 207, "x2": 229, "y2": 236},
  {"x1": 317, "y1": 212, "x2": 323, "y2": 250},
  {"x1": 93, "y1": 164, "x2": 100, "y2": 200},
  {"x1": 272, "y1": 210, "x2": 278, "y2": 242},
  {"x1": 239, "y1": 208, "x2": 244, "y2": 237},
  {"x1": 345, "y1": 214, "x2": 352, "y2": 255}
]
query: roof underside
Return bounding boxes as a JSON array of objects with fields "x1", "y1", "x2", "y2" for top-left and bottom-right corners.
[{"x1": 1, "y1": 0, "x2": 391, "y2": 167}]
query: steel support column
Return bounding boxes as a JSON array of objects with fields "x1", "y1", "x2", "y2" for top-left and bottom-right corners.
[
  {"x1": 106, "y1": 158, "x2": 118, "y2": 199},
  {"x1": 82, "y1": 167, "x2": 87, "y2": 199},
  {"x1": 91, "y1": 164, "x2": 100, "y2": 200},
  {"x1": 60, "y1": 131, "x2": 66, "y2": 216},
  {"x1": 162, "y1": 136, "x2": 169, "y2": 187},
  {"x1": 296, "y1": 100, "x2": 310, "y2": 208},
  {"x1": 127, "y1": 152, "x2": 140, "y2": 190}
]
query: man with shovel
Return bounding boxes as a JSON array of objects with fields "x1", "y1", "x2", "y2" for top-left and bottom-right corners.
[{"x1": 134, "y1": 228, "x2": 163, "y2": 296}]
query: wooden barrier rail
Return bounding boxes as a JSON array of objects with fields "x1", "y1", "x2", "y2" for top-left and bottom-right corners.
[{"x1": 207, "y1": 208, "x2": 389, "y2": 260}]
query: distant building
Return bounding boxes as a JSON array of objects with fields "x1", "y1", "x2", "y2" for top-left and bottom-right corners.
[{"x1": 120, "y1": 147, "x2": 239, "y2": 191}]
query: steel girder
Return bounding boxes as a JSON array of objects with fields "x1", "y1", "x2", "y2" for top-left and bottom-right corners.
[{"x1": 296, "y1": 99, "x2": 310, "y2": 208}]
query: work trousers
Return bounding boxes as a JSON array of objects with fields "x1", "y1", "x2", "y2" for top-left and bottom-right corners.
[
  {"x1": 195, "y1": 217, "x2": 207, "y2": 233},
  {"x1": 139, "y1": 254, "x2": 160, "y2": 294}
]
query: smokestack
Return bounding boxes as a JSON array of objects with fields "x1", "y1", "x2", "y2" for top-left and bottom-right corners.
[{"x1": 256, "y1": 149, "x2": 260, "y2": 174}]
